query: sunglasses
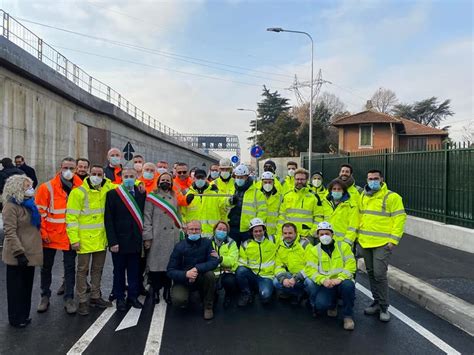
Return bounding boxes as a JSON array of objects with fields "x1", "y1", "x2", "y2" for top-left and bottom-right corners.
[{"x1": 177, "y1": 171, "x2": 188, "y2": 175}]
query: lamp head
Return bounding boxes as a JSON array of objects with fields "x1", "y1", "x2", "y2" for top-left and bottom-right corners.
[{"x1": 267, "y1": 27, "x2": 283, "y2": 32}]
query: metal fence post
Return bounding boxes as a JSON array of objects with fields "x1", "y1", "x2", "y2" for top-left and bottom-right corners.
[
  {"x1": 38, "y1": 38, "x2": 43, "y2": 61},
  {"x1": 442, "y1": 143, "x2": 449, "y2": 224},
  {"x1": 3, "y1": 12, "x2": 9, "y2": 39},
  {"x1": 383, "y1": 148, "x2": 388, "y2": 177},
  {"x1": 88, "y1": 76, "x2": 92, "y2": 94}
]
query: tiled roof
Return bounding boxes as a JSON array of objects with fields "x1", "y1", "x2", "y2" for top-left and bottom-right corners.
[
  {"x1": 332, "y1": 110, "x2": 401, "y2": 126},
  {"x1": 398, "y1": 117, "x2": 449, "y2": 136}
]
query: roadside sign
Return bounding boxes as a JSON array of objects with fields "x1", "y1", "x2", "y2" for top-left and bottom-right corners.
[
  {"x1": 250, "y1": 145, "x2": 264, "y2": 158},
  {"x1": 231, "y1": 155, "x2": 239, "y2": 164},
  {"x1": 123, "y1": 141, "x2": 135, "y2": 161}
]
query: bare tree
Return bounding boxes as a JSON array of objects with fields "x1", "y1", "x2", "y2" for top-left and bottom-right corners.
[
  {"x1": 462, "y1": 120, "x2": 474, "y2": 143},
  {"x1": 317, "y1": 92, "x2": 347, "y2": 119},
  {"x1": 368, "y1": 88, "x2": 398, "y2": 113}
]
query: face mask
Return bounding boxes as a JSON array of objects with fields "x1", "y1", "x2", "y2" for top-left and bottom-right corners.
[
  {"x1": 134, "y1": 163, "x2": 143, "y2": 172},
  {"x1": 368, "y1": 180, "x2": 381, "y2": 191},
  {"x1": 312, "y1": 179, "x2": 322, "y2": 188},
  {"x1": 157, "y1": 167, "x2": 167, "y2": 174},
  {"x1": 24, "y1": 187, "x2": 35, "y2": 197},
  {"x1": 220, "y1": 171, "x2": 231, "y2": 180},
  {"x1": 215, "y1": 230, "x2": 227, "y2": 241},
  {"x1": 210, "y1": 171, "x2": 220, "y2": 179},
  {"x1": 288, "y1": 169, "x2": 295, "y2": 177},
  {"x1": 89, "y1": 176, "x2": 103, "y2": 186},
  {"x1": 332, "y1": 191, "x2": 343, "y2": 200},
  {"x1": 110, "y1": 156, "x2": 121, "y2": 166},
  {"x1": 188, "y1": 233, "x2": 201, "y2": 241},
  {"x1": 123, "y1": 178, "x2": 135, "y2": 189},
  {"x1": 62, "y1": 169, "x2": 74, "y2": 180},
  {"x1": 195, "y1": 179, "x2": 206, "y2": 189},
  {"x1": 235, "y1": 178, "x2": 246, "y2": 187},
  {"x1": 319, "y1": 234, "x2": 333, "y2": 245},
  {"x1": 143, "y1": 171, "x2": 154, "y2": 180},
  {"x1": 159, "y1": 182, "x2": 171, "y2": 191},
  {"x1": 262, "y1": 183, "x2": 273, "y2": 192}
]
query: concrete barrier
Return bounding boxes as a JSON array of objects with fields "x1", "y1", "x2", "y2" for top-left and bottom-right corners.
[{"x1": 405, "y1": 216, "x2": 474, "y2": 254}]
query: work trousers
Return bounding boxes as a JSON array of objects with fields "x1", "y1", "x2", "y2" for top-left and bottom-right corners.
[
  {"x1": 112, "y1": 252, "x2": 140, "y2": 301},
  {"x1": 6, "y1": 265, "x2": 35, "y2": 326},
  {"x1": 149, "y1": 271, "x2": 171, "y2": 292},
  {"x1": 358, "y1": 244, "x2": 392, "y2": 307},
  {"x1": 77, "y1": 251, "x2": 106, "y2": 303},
  {"x1": 40, "y1": 247, "x2": 76, "y2": 300},
  {"x1": 273, "y1": 277, "x2": 306, "y2": 297},
  {"x1": 235, "y1": 266, "x2": 273, "y2": 302},
  {"x1": 171, "y1": 271, "x2": 216, "y2": 309},
  {"x1": 217, "y1": 273, "x2": 238, "y2": 297},
  {"x1": 305, "y1": 278, "x2": 355, "y2": 317}
]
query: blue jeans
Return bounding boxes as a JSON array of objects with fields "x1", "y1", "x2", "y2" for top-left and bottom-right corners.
[
  {"x1": 235, "y1": 266, "x2": 273, "y2": 302},
  {"x1": 304, "y1": 278, "x2": 355, "y2": 317},
  {"x1": 273, "y1": 277, "x2": 306, "y2": 297},
  {"x1": 112, "y1": 253, "x2": 140, "y2": 301}
]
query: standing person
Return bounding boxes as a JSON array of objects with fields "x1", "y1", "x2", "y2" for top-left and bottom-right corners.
[
  {"x1": 260, "y1": 171, "x2": 282, "y2": 237},
  {"x1": 104, "y1": 148, "x2": 123, "y2": 184},
  {"x1": 167, "y1": 221, "x2": 219, "y2": 320},
  {"x1": 338, "y1": 164, "x2": 362, "y2": 205},
  {"x1": 35, "y1": 157, "x2": 82, "y2": 314},
  {"x1": 105, "y1": 168, "x2": 146, "y2": 311},
  {"x1": 227, "y1": 164, "x2": 267, "y2": 247},
  {"x1": 255, "y1": 160, "x2": 282, "y2": 192},
  {"x1": 133, "y1": 155, "x2": 145, "y2": 178},
  {"x1": 76, "y1": 158, "x2": 90, "y2": 181},
  {"x1": 14, "y1": 155, "x2": 38, "y2": 188},
  {"x1": 212, "y1": 158, "x2": 235, "y2": 195},
  {"x1": 2, "y1": 175, "x2": 42, "y2": 328},
  {"x1": 143, "y1": 172, "x2": 182, "y2": 304},
  {"x1": 357, "y1": 169, "x2": 406, "y2": 322},
  {"x1": 208, "y1": 164, "x2": 220, "y2": 183},
  {"x1": 156, "y1": 161, "x2": 169, "y2": 175},
  {"x1": 139, "y1": 162, "x2": 159, "y2": 194},
  {"x1": 66, "y1": 165, "x2": 116, "y2": 316},
  {"x1": 236, "y1": 218, "x2": 276, "y2": 306},
  {"x1": 173, "y1": 163, "x2": 193, "y2": 194},
  {"x1": 309, "y1": 172, "x2": 327, "y2": 201},
  {"x1": 211, "y1": 221, "x2": 238, "y2": 308},
  {"x1": 0, "y1": 158, "x2": 25, "y2": 195},
  {"x1": 304, "y1": 222, "x2": 356, "y2": 330},
  {"x1": 281, "y1": 161, "x2": 298, "y2": 194}
]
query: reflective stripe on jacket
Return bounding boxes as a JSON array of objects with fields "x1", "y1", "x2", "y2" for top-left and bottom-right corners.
[
  {"x1": 213, "y1": 177, "x2": 235, "y2": 196},
  {"x1": 226, "y1": 183, "x2": 268, "y2": 232},
  {"x1": 322, "y1": 196, "x2": 359, "y2": 246},
  {"x1": 274, "y1": 237, "x2": 310, "y2": 281},
  {"x1": 238, "y1": 235, "x2": 276, "y2": 278},
  {"x1": 263, "y1": 190, "x2": 283, "y2": 237},
  {"x1": 212, "y1": 238, "x2": 239, "y2": 275}
]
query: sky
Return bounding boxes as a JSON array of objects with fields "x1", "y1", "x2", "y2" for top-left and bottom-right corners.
[{"x1": 1, "y1": 0, "x2": 473, "y2": 162}]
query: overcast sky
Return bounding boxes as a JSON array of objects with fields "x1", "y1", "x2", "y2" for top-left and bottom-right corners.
[{"x1": 2, "y1": 0, "x2": 473, "y2": 162}]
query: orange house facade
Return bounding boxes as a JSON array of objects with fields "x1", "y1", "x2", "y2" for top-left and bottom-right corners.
[{"x1": 332, "y1": 111, "x2": 449, "y2": 152}]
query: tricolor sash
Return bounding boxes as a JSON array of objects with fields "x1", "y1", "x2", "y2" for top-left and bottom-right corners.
[
  {"x1": 116, "y1": 186, "x2": 144, "y2": 232},
  {"x1": 146, "y1": 192, "x2": 184, "y2": 230}
]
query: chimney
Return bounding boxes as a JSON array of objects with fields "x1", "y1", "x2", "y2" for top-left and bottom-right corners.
[{"x1": 366, "y1": 100, "x2": 373, "y2": 110}]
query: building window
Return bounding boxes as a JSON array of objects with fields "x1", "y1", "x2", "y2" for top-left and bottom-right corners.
[
  {"x1": 408, "y1": 137, "x2": 427, "y2": 151},
  {"x1": 359, "y1": 125, "x2": 373, "y2": 147}
]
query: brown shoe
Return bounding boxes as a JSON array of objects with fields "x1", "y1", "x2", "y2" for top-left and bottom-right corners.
[
  {"x1": 90, "y1": 297, "x2": 112, "y2": 308},
  {"x1": 344, "y1": 317, "x2": 355, "y2": 330},
  {"x1": 327, "y1": 308, "x2": 338, "y2": 317},
  {"x1": 77, "y1": 302, "x2": 89, "y2": 316},
  {"x1": 203, "y1": 308, "x2": 214, "y2": 320}
]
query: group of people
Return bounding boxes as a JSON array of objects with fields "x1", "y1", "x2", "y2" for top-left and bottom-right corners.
[{"x1": 1, "y1": 149, "x2": 406, "y2": 332}]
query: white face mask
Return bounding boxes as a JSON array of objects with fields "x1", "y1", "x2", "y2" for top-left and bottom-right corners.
[
  {"x1": 90, "y1": 175, "x2": 103, "y2": 186},
  {"x1": 157, "y1": 167, "x2": 167, "y2": 174},
  {"x1": 220, "y1": 171, "x2": 231, "y2": 179},
  {"x1": 134, "y1": 163, "x2": 143, "y2": 172},
  {"x1": 288, "y1": 169, "x2": 296, "y2": 177},
  {"x1": 262, "y1": 183, "x2": 273, "y2": 192},
  {"x1": 61, "y1": 169, "x2": 74, "y2": 180},
  {"x1": 312, "y1": 179, "x2": 322, "y2": 188},
  {"x1": 24, "y1": 187, "x2": 35, "y2": 197},
  {"x1": 319, "y1": 234, "x2": 333, "y2": 245}
]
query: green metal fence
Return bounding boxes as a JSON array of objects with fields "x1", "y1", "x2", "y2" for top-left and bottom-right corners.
[{"x1": 303, "y1": 143, "x2": 473, "y2": 229}]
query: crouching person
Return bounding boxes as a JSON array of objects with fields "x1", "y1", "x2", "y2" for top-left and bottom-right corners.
[
  {"x1": 166, "y1": 221, "x2": 219, "y2": 320},
  {"x1": 236, "y1": 218, "x2": 276, "y2": 306},
  {"x1": 274, "y1": 223, "x2": 310, "y2": 305},
  {"x1": 304, "y1": 222, "x2": 356, "y2": 330}
]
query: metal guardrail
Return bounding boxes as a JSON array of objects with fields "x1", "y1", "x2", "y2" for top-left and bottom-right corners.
[{"x1": 0, "y1": 10, "x2": 221, "y2": 159}]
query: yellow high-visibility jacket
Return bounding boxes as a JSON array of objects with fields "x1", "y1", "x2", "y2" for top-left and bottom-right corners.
[
  {"x1": 254, "y1": 177, "x2": 283, "y2": 193},
  {"x1": 226, "y1": 183, "x2": 267, "y2": 232},
  {"x1": 238, "y1": 235, "x2": 276, "y2": 278},
  {"x1": 274, "y1": 236, "x2": 310, "y2": 282},
  {"x1": 212, "y1": 238, "x2": 239, "y2": 275},
  {"x1": 212, "y1": 177, "x2": 235, "y2": 196},
  {"x1": 281, "y1": 175, "x2": 295, "y2": 195},
  {"x1": 262, "y1": 189, "x2": 283, "y2": 236},
  {"x1": 322, "y1": 194, "x2": 359, "y2": 246}
]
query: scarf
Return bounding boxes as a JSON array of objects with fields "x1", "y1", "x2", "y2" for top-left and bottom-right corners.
[
  {"x1": 340, "y1": 175, "x2": 355, "y2": 189},
  {"x1": 60, "y1": 175, "x2": 73, "y2": 195},
  {"x1": 18, "y1": 197, "x2": 41, "y2": 229}
]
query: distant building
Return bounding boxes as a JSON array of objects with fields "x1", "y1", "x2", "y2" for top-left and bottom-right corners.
[{"x1": 332, "y1": 110, "x2": 449, "y2": 152}]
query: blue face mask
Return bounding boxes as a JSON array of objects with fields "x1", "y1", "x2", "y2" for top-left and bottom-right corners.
[
  {"x1": 210, "y1": 171, "x2": 220, "y2": 179},
  {"x1": 235, "y1": 178, "x2": 246, "y2": 187},
  {"x1": 332, "y1": 191, "x2": 343, "y2": 200},
  {"x1": 143, "y1": 171, "x2": 154, "y2": 180},
  {"x1": 188, "y1": 233, "x2": 201, "y2": 241},
  {"x1": 123, "y1": 178, "x2": 135, "y2": 189},
  {"x1": 368, "y1": 180, "x2": 381, "y2": 191},
  {"x1": 195, "y1": 179, "x2": 206, "y2": 189},
  {"x1": 215, "y1": 230, "x2": 227, "y2": 240}
]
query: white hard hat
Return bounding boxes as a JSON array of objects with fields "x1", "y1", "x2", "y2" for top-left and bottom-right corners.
[
  {"x1": 249, "y1": 218, "x2": 265, "y2": 229},
  {"x1": 234, "y1": 164, "x2": 250, "y2": 176},
  {"x1": 316, "y1": 221, "x2": 334, "y2": 233},
  {"x1": 219, "y1": 158, "x2": 232, "y2": 168},
  {"x1": 261, "y1": 171, "x2": 274, "y2": 180}
]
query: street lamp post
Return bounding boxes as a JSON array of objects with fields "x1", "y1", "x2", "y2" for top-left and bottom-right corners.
[
  {"x1": 237, "y1": 108, "x2": 259, "y2": 175},
  {"x1": 267, "y1": 27, "x2": 314, "y2": 174}
]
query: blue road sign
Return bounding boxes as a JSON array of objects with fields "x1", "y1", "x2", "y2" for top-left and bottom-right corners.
[
  {"x1": 231, "y1": 155, "x2": 239, "y2": 164},
  {"x1": 250, "y1": 145, "x2": 264, "y2": 158}
]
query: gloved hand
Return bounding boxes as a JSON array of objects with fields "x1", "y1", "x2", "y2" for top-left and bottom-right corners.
[
  {"x1": 186, "y1": 194, "x2": 195, "y2": 204},
  {"x1": 15, "y1": 254, "x2": 29, "y2": 267}
]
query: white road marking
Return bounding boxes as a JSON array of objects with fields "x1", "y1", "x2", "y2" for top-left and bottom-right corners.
[
  {"x1": 356, "y1": 283, "x2": 461, "y2": 355},
  {"x1": 143, "y1": 295, "x2": 168, "y2": 355},
  {"x1": 67, "y1": 305, "x2": 116, "y2": 355},
  {"x1": 115, "y1": 296, "x2": 146, "y2": 331}
]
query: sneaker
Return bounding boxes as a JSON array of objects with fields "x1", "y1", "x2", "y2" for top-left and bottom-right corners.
[
  {"x1": 203, "y1": 308, "x2": 214, "y2": 320},
  {"x1": 327, "y1": 308, "x2": 338, "y2": 317},
  {"x1": 127, "y1": 298, "x2": 143, "y2": 309},
  {"x1": 90, "y1": 297, "x2": 113, "y2": 309},
  {"x1": 56, "y1": 283, "x2": 65, "y2": 296},
  {"x1": 379, "y1": 308, "x2": 391, "y2": 322},
  {"x1": 364, "y1": 301, "x2": 380, "y2": 315},
  {"x1": 116, "y1": 299, "x2": 127, "y2": 312},
  {"x1": 237, "y1": 292, "x2": 251, "y2": 307},
  {"x1": 108, "y1": 292, "x2": 116, "y2": 302},
  {"x1": 343, "y1": 317, "x2": 355, "y2": 330},
  {"x1": 64, "y1": 299, "x2": 77, "y2": 314},
  {"x1": 77, "y1": 302, "x2": 89, "y2": 316},
  {"x1": 37, "y1": 296, "x2": 50, "y2": 313}
]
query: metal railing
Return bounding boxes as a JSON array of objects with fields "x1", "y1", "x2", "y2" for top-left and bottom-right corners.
[
  {"x1": 0, "y1": 10, "x2": 217, "y2": 156},
  {"x1": 303, "y1": 142, "x2": 474, "y2": 229}
]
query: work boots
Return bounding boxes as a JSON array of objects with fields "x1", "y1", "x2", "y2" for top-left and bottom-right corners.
[
  {"x1": 64, "y1": 299, "x2": 77, "y2": 314},
  {"x1": 77, "y1": 302, "x2": 89, "y2": 316},
  {"x1": 90, "y1": 297, "x2": 113, "y2": 308},
  {"x1": 327, "y1": 308, "x2": 338, "y2": 317},
  {"x1": 37, "y1": 296, "x2": 50, "y2": 313},
  {"x1": 203, "y1": 308, "x2": 214, "y2": 320},
  {"x1": 364, "y1": 301, "x2": 380, "y2": 315},
  {"x1": 379, "y1": 306, "x2": 391, "y2": 322},
  {"x1": 343, "y1": 317, "x2": 355, "y2": 330}
]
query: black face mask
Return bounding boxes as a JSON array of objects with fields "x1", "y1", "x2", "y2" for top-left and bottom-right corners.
[
  {"x1": 264, "y1": 166, "x2": 275, "y2": 173},
  {"x1": 159, "y1": 182, "x2": 171, "y2": 191}
]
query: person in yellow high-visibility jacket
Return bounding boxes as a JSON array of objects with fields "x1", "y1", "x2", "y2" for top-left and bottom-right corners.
[
  {"x1": 356, "y1": 169, "x2": 406, "y2": 323},
  {"x1": 212, "y1": 158, "x2": 235, "y2": 195},
  {"x1": 254, "y1": 160, "x2": 283, "y2": 193},
  {"x1": 259, "y1": 171, "x2": 283, "y2": 237},
  {"x1": 280, "y1": 161, "x2": 298, "y2": 195},
  {"x1": 304, "y1": 221, "x2": 356, "y2": 331},
  {"x1": 309, "y1": 171, "x2": 328, "y2": 201}
]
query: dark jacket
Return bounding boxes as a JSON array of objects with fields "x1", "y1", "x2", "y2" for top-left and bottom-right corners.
[
  {"x1": 228, "y1": 177, "x2": 253, "y2": 228},
  {"x1": 18, "y1": 164, "x2": 38, "y2": 188},
  {"x1": 0, "y1": 166, "x2": 25, "y2": 194},
  {"x1": 104, "y1": 186, "x2": 146, "y2": 254},
  {"x1": 104, "y1": 164, "x2": 122, "y2": 183},
  {"x1": 167, "y1": 237, "x2": 219, "y2": 284}
]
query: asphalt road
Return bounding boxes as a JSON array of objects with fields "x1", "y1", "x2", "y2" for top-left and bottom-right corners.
[{"x1": 0, "y1": 251, "x2": 472, "y2": 355}]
